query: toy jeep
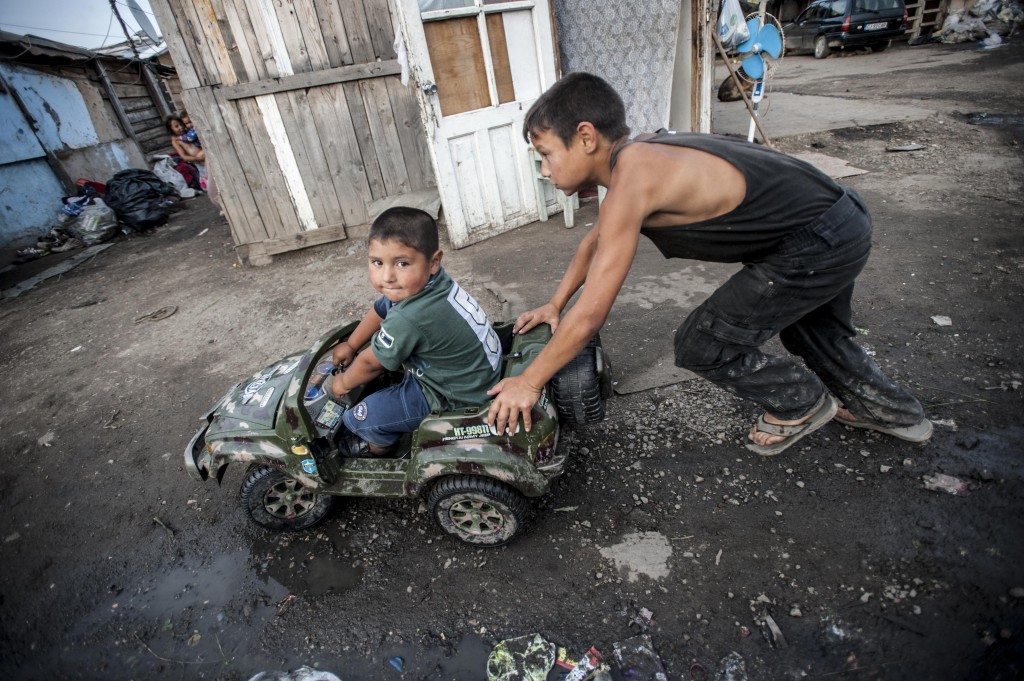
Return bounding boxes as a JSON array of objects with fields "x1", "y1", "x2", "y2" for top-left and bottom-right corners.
[{"x1": 184, "y1": 321, "x2": 610, "y2": 546}]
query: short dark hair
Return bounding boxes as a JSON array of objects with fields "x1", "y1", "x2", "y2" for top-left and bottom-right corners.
[
  {"x1": 523, "y1": 72, "x2": 630, "y2": 147},
  {"x1": 369, "y1": 207, "x2": 438, "y2": 258}
]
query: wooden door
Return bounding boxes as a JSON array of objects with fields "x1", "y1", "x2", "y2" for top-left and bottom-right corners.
[
  {"x1": 393, "y1": 0, "x2": 559, "y2": 249},
  {"x1": 152, "y1": 0, "x2": 435, "y2": 265}
]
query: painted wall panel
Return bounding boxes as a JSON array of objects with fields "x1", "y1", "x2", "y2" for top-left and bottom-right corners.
[
  {"x1": 0, "y1": 160, "x2": 67, "y2": 247},
  {"x1": 0, "y1": 63, "x2": 100, "y2": 151},
  {"x1": 60, "y1": 141, "x2": 147, "y2": 184},
  {"x1": 0, "y1": 90, "x2": 46, "y2": 165}
]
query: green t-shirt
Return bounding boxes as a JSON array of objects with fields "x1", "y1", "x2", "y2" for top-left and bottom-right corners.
[{"x1": 371, "y1": 268, "x2": 502, "y2": 411}]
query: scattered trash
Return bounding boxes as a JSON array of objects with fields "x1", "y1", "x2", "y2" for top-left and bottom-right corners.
[
  {"x1": 276, "y1": 593, "x2": 297, "y2": 617},
  {"x1": 102, "y1": 410, "x2": 121, "y2": 429},
  {"x1": 553, "y1": 506, "x2": 578, "y2": 513},
  {"x1": 5, "y1": 532, "x2": 21, "y2": 543},
  {"x1": 715, "y1": 548, "x2": 723, "y2": 566},
  {"x1": 923, "y1": 473, "x2": 970, "y2": 496},
  {"x1": 886, "y1": 144, "x2": 925, "y2": 152},
  {"x1": 105, "y1": 169, "x2": 179, "y2": 232},
  {"x1": 248, "y1": 667, "x2": 342, "y2": 681},
  {"x1": 197, "y1": 228, "x2": 209, "y2": 237},
  {"x1": 933, "y1": 418, "x2": 957, "y2": 430},
  {"x1": 38, "y1": 432, "x2": 55, "y2": 448},
  {"x1": 71, "y1": 346, "x2": 83, "y2": 353},
  {"x1": 564, "y1": 647, "x2": 602, "y2": 681},
  {"x1": 937, "y1": 0, "x2": 1023, "y2": 44},
  {"x1": 388, "y1": 656, "x2": 404, "y2": 671},
  {"x1": 931, "y1": 315, "x2": 952, "y2": 327},
  {"x1": 981, "y1": 380, "x2": 1021, "y2": 391},
  {"x1": 186, "y1": 632, "x2": 201, "y2": 647},
  {"x1": 689, "y1": 661, "x2": 709, "y2": 681},
  {"x1": 134, "y1": 306, "x2": 178, "y2": 323},
  {"x1": 761, "y1": 613, "x2": 788, "y2": 648},
  {"x1": 716, "y1": 652, "x2": 748, "y2": 681},
  {"x1": 789, "y1": 605, "x2": 803, "y2": 617},
  {"x1": 980, "y1": 31, "x2": 1004, "y2": 48},
  {"x1": 68, "y1": 200, "x2": 119, "y2": 246},
  {"x1": 967, "y1": 112, "x2": 1024, "y2": 127},
  {"x1": 612, "y1": 635, "x2": 667, "y2": 681},
  {"x1": 486, "y1": 633, "x2": 555, "y2": 681},
  {"x1": 630, "y1": 606, "x2": 655, "y2": 632},
  {"x1": 152, "y1": 517, "x2": 175, "y2": 538}
]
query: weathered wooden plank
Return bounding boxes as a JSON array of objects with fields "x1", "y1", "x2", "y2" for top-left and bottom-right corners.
[
  {"x1": 220, "y1": 60, "x2": 401, "y2": 100},
  {"x1": 244, "y1": 95, "x2": 306, "y2": 235},
  {"x1": 359, "y1": 78, "x2": 409, "y2": 196},
  {"x1": 221, "y1": 0, "x2": 268, "y2": 81},
  {"x1": 269, "y1": 0, "x2": 313, "y2": 74},
  {"x1": 122, "y1": 96, "x2": 160, "y2": 113},
  {"x1": 338, "y1": 0, "x2": 376, "y2": 63},
  {"x1": 194, "y1": 0, "x2": 239, "y2": 84},
  {"x1": 261, "y1": 223, "x2": 351, "y2": 256},
  {"x1": 275, "y1": 90, "x2": 343, "y2": 230},
  {"x1": 343, "y1": 82, "x2": 386, "y2": 201},
  {"x1": 312, "y1": 0, "x2": 354, "y2": 68},
  {"x1": 307, "y1": 84, "x2": 371, "y2": 226},
  {"x1": 109, "y1": 83, "x2": 152, "y2": 98},
  {"x1": 293, "y1": 0, "x2": 332, "y2": 71},
  {"x1": 215, "y1": 92, "x2": 286, "y2": 239},
  {"x1": 184, "y1": 88, "x2": 266, "y2": 244},
  {"x1": 486, "y1": 13, "x2": 515, "y2": 104},
  {"x1": 384, "y1": 75, "x2": 434, "y2": 191},
  {"x1": 149, "y1": 0, "x2": 201, "y2": 89},
  {"x1": 209, "y1": 0, "x2": 253, "y2": 83},
  {"x1": 95, "y1": 61, "x2": 139, "y2": 144},
  {"x1": 362, "y1": 0, "x2": 396, "y2": 60},
  {"x1": 126, "y1": 107, "x2": 161, "y2": 124},
  {"x1": 424, "y1": 17, "x2": 489, "y2": 116},
  {"x1": 241, "y1": 0, "x2": 285, "y2": 78},
  {"x1": 175, "y1": 0, "x2": 218, "y2": 85}
]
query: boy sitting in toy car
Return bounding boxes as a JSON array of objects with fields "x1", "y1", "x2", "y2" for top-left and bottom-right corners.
[{"x1": 327, "y1": 207, "x2": 503, "y2": 456}]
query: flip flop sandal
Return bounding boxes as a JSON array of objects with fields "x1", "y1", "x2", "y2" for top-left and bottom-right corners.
[
  {"x1": 834, "y1": 414, "x2": 933, "y2": 443},
  {"x1": 746, "y1": 393, "x2": 838, "y2": 456}
]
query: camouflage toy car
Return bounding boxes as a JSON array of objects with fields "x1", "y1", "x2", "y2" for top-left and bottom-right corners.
[{"x1": 184, "y1": 321, "x2": 610, "y2": 546}]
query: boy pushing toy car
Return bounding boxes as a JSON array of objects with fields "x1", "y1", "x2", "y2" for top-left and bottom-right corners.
[{"x1": 487, "y1": 72, "x2": 931, "y2": 455}]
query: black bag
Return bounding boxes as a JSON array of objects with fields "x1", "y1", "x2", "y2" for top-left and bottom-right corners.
[{"x1": 104, "y1": 169, "x2": 178, "y2": 231}]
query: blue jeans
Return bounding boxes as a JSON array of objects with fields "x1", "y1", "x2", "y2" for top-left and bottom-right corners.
[
  {"x1": 341, "y1": 372, "x2": 430, "y2": 447},
  {"x1": 674, "y1": 189, "x2": 924, "y2": 426}
]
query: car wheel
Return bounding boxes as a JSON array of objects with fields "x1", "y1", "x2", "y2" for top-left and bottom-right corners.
[
  {"x1": 814, "y1": 35, "x2": 831, "y2": 59},
  {"x1": 428, "y1": 475, "x2": 527, "y2": 547},
  {"x1": 551, "y1": 334, "x2": 609, "y2": 424},
  {"x1": 871, "y1": 40, "x2": 891, "y2": 52},
  {"x1": 240, "y1": 466, "x2": 334, "y2": 532}
]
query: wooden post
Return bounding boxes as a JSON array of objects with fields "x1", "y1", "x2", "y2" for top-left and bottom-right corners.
[
  {"x1": 141, "y1": 62, "x2": 174, "y2": 119},
  {"x1": 94, "y1": 60, "x2": 140, "y2": 145}
]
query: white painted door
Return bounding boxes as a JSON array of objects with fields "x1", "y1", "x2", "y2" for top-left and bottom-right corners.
[{"x1": 394, "y1": 0, "x2": 559, "y2": 248}]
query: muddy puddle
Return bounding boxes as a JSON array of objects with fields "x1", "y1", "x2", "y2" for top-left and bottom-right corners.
[{"x1": 252, "y1": 522, "x2": 363, "y2": 597}]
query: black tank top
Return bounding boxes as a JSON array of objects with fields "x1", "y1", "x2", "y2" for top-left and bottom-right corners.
[{"x1": 612, "y1": 131, "x2": 843, "y2": 263}]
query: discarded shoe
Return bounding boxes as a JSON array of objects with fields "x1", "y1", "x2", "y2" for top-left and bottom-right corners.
[
  {"x1": 835, "y1": 413, "x2": 933, "y2": 443},
  {"x1": 50, "y1": 237, "x2": 86, "y2": 252},
  {"x1": 746, "y1": 392, "x2": 838, "y2": 456},
  {"x1": 15, "y1": 246, "x2": 50, "y2": 263}
]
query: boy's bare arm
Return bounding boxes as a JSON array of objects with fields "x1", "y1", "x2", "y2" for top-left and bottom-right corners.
[
  {"x1": 488, "y1": 184, "x2": 647, "y2": 434},
  {"x1": 513, "y1": 228, "x2": 598, "y2": 335},
  {"x1": 331, "y1": 346, "x2": 385, "y2": 396},
  {"x1": 333, "y1": 309, "x2": 383, "y2": 366}
]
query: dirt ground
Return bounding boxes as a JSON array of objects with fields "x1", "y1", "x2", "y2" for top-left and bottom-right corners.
[{"x1": 1, "y1": 40, "x2": 1023, "y2": 681}]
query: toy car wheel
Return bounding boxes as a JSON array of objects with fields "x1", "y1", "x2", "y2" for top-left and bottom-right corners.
[
  {"x1": 551, "y1": 334, "x2": 608, "y2": 424},
  {"x1": 240, "y1": 466, "x2": 334, "y2": 532},
  {"x1": 814, "y1": 35, "x2": 831, "y2": 59},
  {"x1": 428, "y1": 476, "x2": 527, "y2": 547}
]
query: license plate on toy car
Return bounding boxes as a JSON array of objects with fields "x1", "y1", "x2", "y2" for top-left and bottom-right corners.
[{"x1": 866, "y1": 21, "x2": 887, "y2": 29}]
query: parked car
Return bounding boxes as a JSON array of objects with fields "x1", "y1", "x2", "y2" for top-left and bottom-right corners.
[
  {"x1": 184, "y1": 320, "x2": 611, "y2": 547},
  {"x1": 784, "y1": 0, "x2": 907, "y2": 58}
]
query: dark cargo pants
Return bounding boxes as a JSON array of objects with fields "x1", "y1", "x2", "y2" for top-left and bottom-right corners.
[{"x1": 674, "y1": 189, "x2": 925, "y2": 426}]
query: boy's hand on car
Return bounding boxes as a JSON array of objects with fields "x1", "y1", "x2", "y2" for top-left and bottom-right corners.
[
  {"x1": 332, "y1": 341, "x2": 356, "y2": 368},
  {"x1": 513, "y1": 303, "x2": 561, "y2": 334},
  {"x1": 487, "y1": 376, "x2": 541, "y2": 434}
]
